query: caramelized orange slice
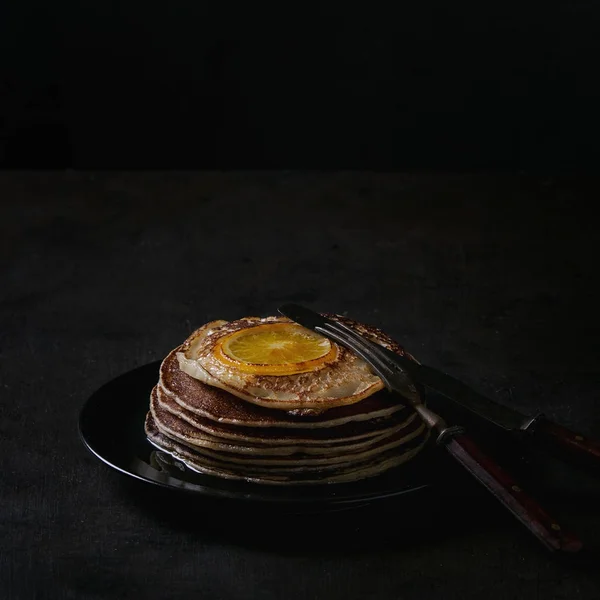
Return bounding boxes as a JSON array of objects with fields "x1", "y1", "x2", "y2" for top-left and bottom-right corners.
[{"x1": 214, "y1": 322, "x2": 337, "y2": 375}]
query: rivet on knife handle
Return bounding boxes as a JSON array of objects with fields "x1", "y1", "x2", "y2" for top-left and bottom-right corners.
[{"x1": 440, "y1": 431, "x2": 583, "y2": 553}]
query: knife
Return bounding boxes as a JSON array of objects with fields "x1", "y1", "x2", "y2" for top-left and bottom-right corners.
[
  {"x1": 278, "y1": 303, "x2": 583, "y2": 552},
  {"x1": 278, "y1": 304, "x2": 600, "y2": 476}
]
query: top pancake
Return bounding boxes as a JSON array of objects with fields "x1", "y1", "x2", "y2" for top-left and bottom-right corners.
[{"x1": 176, "y1": 314, "x2": 419, "y2": 412}]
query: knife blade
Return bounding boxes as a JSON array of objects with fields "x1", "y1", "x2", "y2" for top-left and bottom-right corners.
[{"x1": 278, "y1": 303, "x2": 600, "y2": 474}]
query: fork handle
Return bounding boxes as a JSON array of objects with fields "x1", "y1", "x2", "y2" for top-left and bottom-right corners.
[
  {"x1": 440, "y1": 431, "x2": 582, "y2": 552},
  {"x1": 524, "y1": 416, "x2": 600, "y2": 475}
]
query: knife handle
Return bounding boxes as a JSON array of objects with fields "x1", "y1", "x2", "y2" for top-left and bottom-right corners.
[
  {"x1": 525, "y1": 416, "x2": 600, "y2": 474},
  {"x1": 441, "y1": 431, "x2": 582, "y2": 552}
]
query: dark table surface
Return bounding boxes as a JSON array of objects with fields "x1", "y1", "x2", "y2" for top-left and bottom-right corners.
[{"x1": 2, "y1": 172, "x2": 600, "y2": 599}]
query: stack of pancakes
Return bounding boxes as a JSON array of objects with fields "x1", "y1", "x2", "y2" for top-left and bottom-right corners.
[{"x1": 145, "y1": 316, "x2": 430, "y2": 485}]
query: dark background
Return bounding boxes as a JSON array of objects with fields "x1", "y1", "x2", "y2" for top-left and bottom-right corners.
[
  {"x1": 2, "y1": 3, "x2": 599, "y2": 169},
  {"x1": 3, "y1": 3, "x2": 600, "y2": 600}
]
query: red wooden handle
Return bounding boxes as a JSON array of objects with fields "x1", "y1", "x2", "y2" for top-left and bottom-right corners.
[
  {"x1": 529, "y1": 417, "x2": 600, "y2": 472},
  {"x1": 443, "y1": 433, "x2": 582, "y2": 552}
]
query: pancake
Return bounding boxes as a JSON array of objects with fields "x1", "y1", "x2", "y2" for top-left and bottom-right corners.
[
  {"x1": 150, "y1": 386, "x2": 414, "y2": 456},
  {"x1": 154, "y1": 384, "x2": 417, "y2": 445},
  {"x1": 160, "y1": 347, "x2": 406, "y2": 428},
  {"x1": 147, "y1": 412, "x2": 429, "y2": 478},
  {"x1": 150, "y1": 386, "x2": 426, "y2": 465},
  {"x1": 148, "y1": 408, "x2": 426, "y2": 468},
  {"x1": 146, "y1": 412, "x2": 430, "y2": 485},
  {"x1": 176, "y1": 315, "x2": 417, "y2": 413}
]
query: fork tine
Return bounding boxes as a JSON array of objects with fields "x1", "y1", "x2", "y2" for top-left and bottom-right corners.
[
  {"x1": 319, "y1": 320, "x2": 420, "y2": 403},
  {"x1": 316, "y1": 324, "x2": 395, "y2": 390},
  {"x1": 331, "y1": 320, "x2": 402, "y2": 371}
]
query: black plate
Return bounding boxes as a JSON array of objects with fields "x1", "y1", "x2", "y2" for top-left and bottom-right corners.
[{"x1": 79, "y1": 361, "x2": 451, "y2": 509}]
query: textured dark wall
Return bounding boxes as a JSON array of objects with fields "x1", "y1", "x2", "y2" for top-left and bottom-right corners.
[{"x1": 2, "y1": 4, "x2": 599, "y2": 168}]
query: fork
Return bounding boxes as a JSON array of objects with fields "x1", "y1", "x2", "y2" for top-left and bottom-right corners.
[{"x1": 311, "y1": 318, "x2": 583, "y2": 553}]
